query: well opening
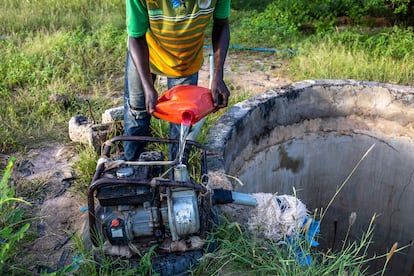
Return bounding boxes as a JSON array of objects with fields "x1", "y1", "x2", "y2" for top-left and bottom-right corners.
[{"x1": 206, "y1": 80, "x2": 414, "y2": 275}]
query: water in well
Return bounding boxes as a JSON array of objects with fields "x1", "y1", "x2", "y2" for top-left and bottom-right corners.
[{"x1": 206, "y1": 80, "x2": 414, "y2": 275}]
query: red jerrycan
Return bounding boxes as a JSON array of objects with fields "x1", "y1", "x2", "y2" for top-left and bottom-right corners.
[{"x1": 153, "y1": 85, "x2": 215, "y2": 126}]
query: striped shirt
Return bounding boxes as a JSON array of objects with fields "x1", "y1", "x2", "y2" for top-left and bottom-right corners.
[{"x1": 126, "y1": 0, "x2": 230, "y2": 77}]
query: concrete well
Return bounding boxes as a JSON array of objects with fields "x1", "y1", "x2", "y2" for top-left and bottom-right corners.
[{"x1": 205, "y1": 79, "x2": 414, "y2": 275}]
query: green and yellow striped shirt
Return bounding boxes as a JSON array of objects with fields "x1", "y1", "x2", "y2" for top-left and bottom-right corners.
[{"x1": 126, "y1": 0, "x2": 230, "y2": 77}]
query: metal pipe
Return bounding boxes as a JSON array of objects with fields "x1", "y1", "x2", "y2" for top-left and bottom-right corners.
[
  {"x1": 212, "y1": 189, "x2": 258, "y2": 206},
  {"x1": 231, "y1": 191, "x2": 258, "y2": 206},
  {"x1": 89, "y1": 178, "x2": 207, "y2": 193}
]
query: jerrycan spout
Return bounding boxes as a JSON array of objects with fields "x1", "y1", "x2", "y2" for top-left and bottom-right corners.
[{"x1": 181, "y1": 110, "x2": 195, "y2": 126}]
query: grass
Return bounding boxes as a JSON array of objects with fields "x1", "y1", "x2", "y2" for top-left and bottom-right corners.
[
  {"x1": 191, "y1": 215, "x2": 374, "y2": 275},
  {"x1": 289, "y1": 27, "x2": 414, "y2": 84},
  {"x1": 0, "y1": 158, "x2": 31, "y2": 274},
  {"x1": 72, "y1": 145, "x2": 99, "y2": 195},
  {"x1": 0, "y1": 0, "x2": 125, "y2": 34},
  {"x1": 57, "y1": 233, "x2": 158, "y2": 275},
  {"x1": 0, "y1": 1, "x2": 126, "y2": 153}
]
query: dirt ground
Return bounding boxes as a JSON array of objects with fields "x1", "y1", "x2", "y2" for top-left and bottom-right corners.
[{"x1": 1, "y1": 50, "x2": 292, "y2": 274}]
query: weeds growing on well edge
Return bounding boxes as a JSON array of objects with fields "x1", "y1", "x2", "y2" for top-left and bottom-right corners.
[{"x1": 191, "y1": 215, "x2": 374, "y2": 275}]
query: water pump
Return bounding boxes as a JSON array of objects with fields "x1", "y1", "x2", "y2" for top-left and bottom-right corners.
[{"x1": 87, "y1": 136, "x2": 215, "y2": 274}]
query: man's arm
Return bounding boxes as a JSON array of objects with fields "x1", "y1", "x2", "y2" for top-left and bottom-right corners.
[
  {"x1": 211, "y1": 17, "x2": 230, "y2": 108},
  {"x1": 128, "y1": 36, "x2": 158, "y2": 114}
]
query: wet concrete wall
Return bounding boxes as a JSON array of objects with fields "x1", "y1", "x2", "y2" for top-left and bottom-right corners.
[{"x1": 205, "y1": 79, "x2": 414, "y2": 275}]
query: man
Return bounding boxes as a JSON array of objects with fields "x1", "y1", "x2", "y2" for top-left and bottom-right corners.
[{"x1": 124, "y1": 0, "x2": 231, "y2": 161}]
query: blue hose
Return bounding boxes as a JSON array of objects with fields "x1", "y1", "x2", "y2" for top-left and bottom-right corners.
[
  {"x1": 204, "y1": 45, "x2": 297, "y2": 54},
  {"x1": 170, "y1": 0, "x2": 182, "y2": 8}
]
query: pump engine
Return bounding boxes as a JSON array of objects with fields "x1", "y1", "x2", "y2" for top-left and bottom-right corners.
[{"x1": 87, "y1": 136, "x2": 214, "y2": 273}]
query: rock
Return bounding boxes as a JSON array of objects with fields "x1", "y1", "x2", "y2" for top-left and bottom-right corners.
[
  {"x1": 68, "y1": 114, "x2": 122, "y2": 150},
  {"x1": 68, "y1": 115, "x2": 93, "y2": 145},
  {"x1": 101, "y1": 106, "x2": 124, "y2": 124}
]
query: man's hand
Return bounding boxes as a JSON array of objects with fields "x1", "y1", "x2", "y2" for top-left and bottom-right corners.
[
  {"x1": 128, "y1": 36, "x2": 158, "y2": 114},
  {"x1": 144, "y1": 87, "x2": 158, "y2": 114},
  {"x1": 211, "y1": 78, "x2": 230, "y2": 109},
  {"x1": 211, "y1": 16, "x2": 230, "y2": 110}
]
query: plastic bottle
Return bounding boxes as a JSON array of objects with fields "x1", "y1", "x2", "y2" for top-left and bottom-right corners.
[{"x1": 153, "y1": 85, "x2": 215, "y2": 126}]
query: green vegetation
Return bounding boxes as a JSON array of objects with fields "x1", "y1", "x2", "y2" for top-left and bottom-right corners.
[
  {"x1": 230, "y1": 0, "x2": 413, "y2": 45},
  {"x1": 193, "y1": 215, "x2": 373, "y2": 275},
  {"x1": 289, "y1": 27, "x2": 414, "y2": 83},
  {"x1": 0, "y1": 158, "x2": 31, "y2": 274},
  {"x1": 1, "y1": 0, "x2": 414, "y2": 274},
  {"x1": 0, "y1": 1, "x2": 126, "y2": 153},
  {"x1": 194, "y1": 213, "x2": 410, "y2": 276}
]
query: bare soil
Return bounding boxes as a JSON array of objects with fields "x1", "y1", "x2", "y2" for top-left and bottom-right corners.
[
  {"x1": 1, "y1": 50, "x2": 291, "y2": 274},
  {"x1": 200, "y1": 51, "x2": 292, "y2": 94},
  {"x1": 5, "y1": 145, "x2": 88, "y2": 273}
]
